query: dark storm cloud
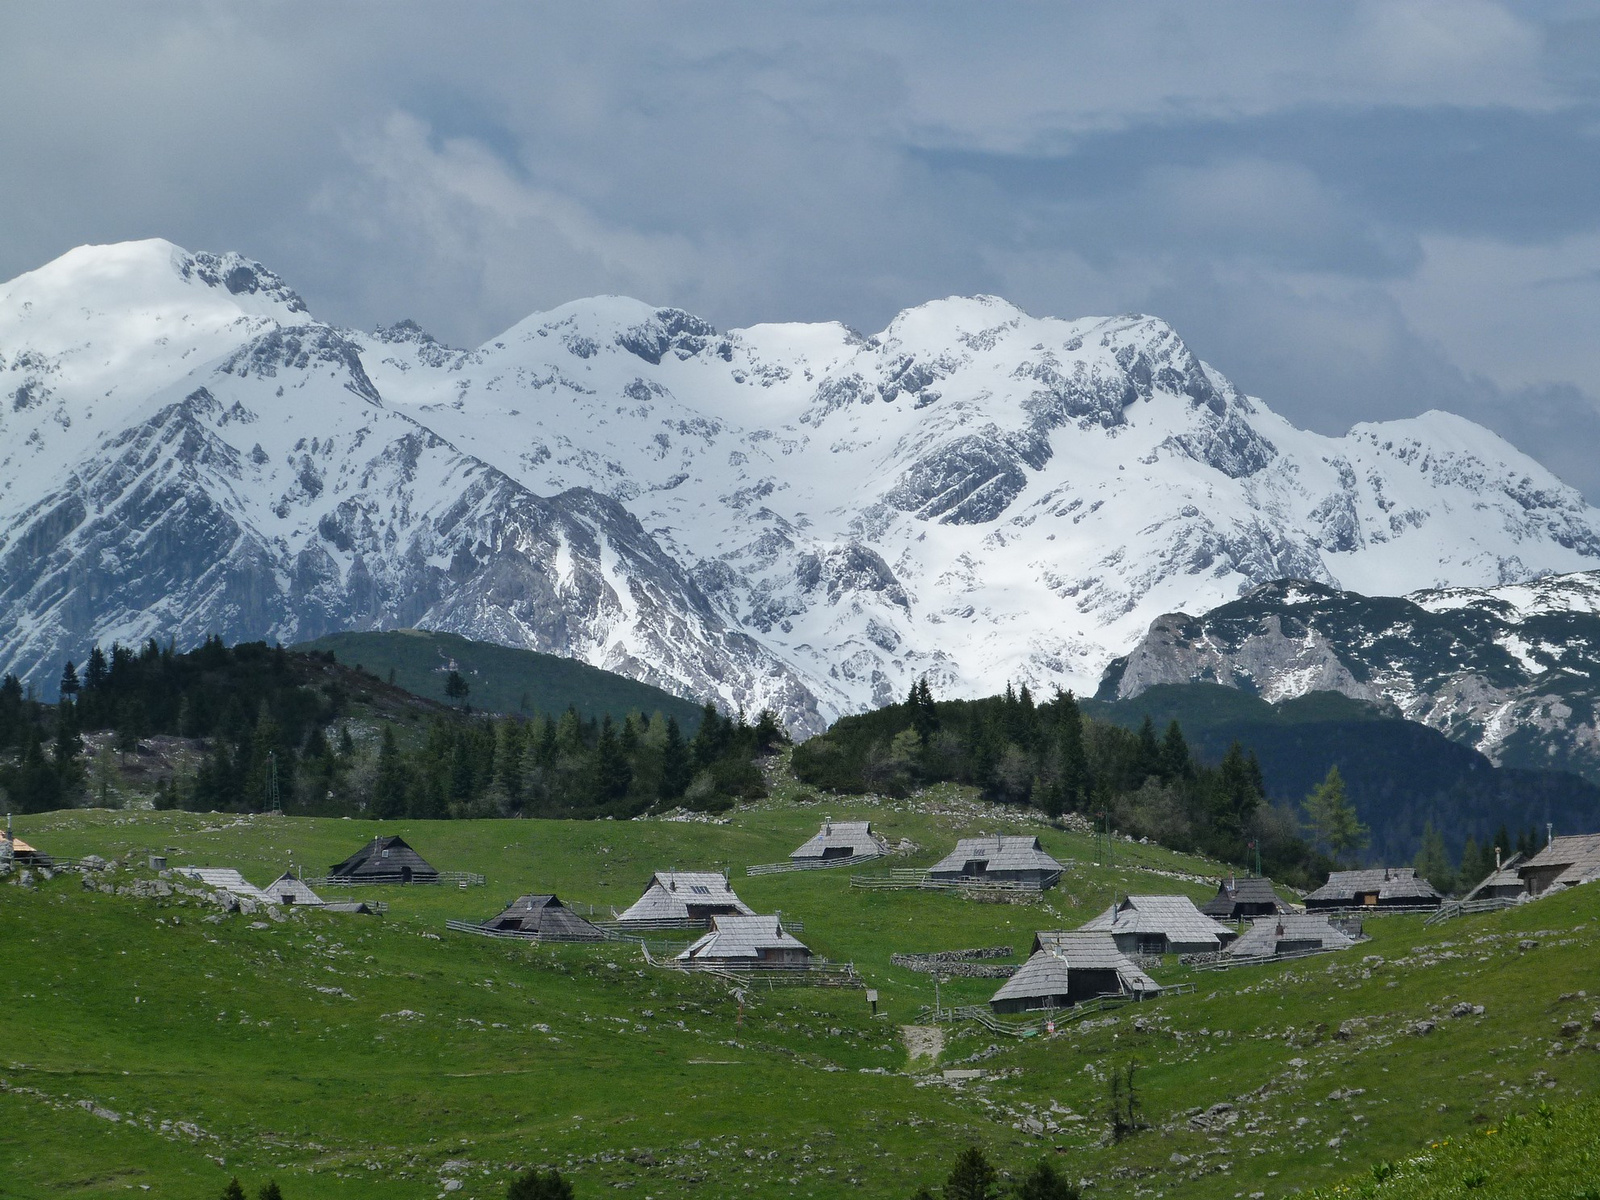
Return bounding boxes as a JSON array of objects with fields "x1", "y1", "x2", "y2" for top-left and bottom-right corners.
[{"x1": 4, "y1": 1, "x2": 1600, "y2": 497}]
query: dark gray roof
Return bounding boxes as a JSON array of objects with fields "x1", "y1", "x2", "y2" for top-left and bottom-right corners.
[
  {"x1": 328, "y1": 835, "x2": 439, "y2": 880},
  {"x1": 484, "y1": 893, "x2": 605, "y2": 940},
  {"x1": 1199, "y1": 876, "x2": 1291, "y2": 917},
  {"x1": 1304, "y1": 867, "x2": 1441, "y2": 904}
]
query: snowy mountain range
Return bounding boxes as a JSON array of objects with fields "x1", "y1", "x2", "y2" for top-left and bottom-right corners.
[
  {"x1": 1101, "y1": 571, "x2": 1600, "y2": 785},
  {"x1": 6, "y1": 238, "x2": 1600, "y2": 734}
]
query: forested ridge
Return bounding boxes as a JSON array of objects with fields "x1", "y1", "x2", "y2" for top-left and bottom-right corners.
[
  {"x1": 0, "y1": 638, "x2": 780, "y2": 820},
  {"x1": 793, "y1": 680, "x2": 1339, "y2": 887}
]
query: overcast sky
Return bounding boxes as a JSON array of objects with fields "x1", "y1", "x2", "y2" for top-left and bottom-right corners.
[{"x1": 6, "y1": 2, "x2": 1600, "y2": 495}]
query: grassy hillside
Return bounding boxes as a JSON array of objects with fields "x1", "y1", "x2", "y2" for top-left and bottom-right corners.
[
  {"x1": 294, "y1": 630, "x2": 704, "y2": 728},
  {"x1": 7, "y1": 767, "x2": 1600, "y2": 1199}
]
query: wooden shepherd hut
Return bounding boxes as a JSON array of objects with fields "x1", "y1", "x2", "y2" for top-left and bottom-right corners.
[
  {"x1": 1079, "y1": 894, "x2": 1235, "y2": 955},
  {"x1": 261, "y1": 871, "x2": 325, "y2": 907},
  {"x1": 327, "y1": 835, "x2": 440, "y2": 885},
  {"x1": 789, "y1": 820, "x2": 882, "y2": 863},
  {"x1": 481, "y1": 894, "x2": 605, "y2": 941},
  {"x1": 1304, "y1": 867, "x2": 1442, "y2": 911},
  {"x1": 1516, "y1": 834, "x2": 1600, "y2": 897},
  {"x1": 173, "y1": 867, "x2": 273, "y2": 904},
  {"x1": 1461, "y1": 851, "x2": 1527, "y2": 903},
  {"x1": 615, "y1": 871, "x2": 754, "y2": 925},
  {"x1": 1199, "y1": 876, "x2": 1293, "y2": 921},
  {"x1": 990, "y1": 932, "x2": 1160, "y2": 1014},
  {"x1": 1226, "y1": 914, "x2": 1355, "y2": 960},
  {"x1": 928, "y1": 835, "x2": 1064, "y2": 888},
  {"x1": 677, "y1": 915, "x2": 812, "y2": 966}
]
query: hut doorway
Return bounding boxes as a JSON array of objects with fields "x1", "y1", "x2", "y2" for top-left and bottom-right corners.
[{"x1": 401, "y1": 865, "x2": 413, "y2": 884}]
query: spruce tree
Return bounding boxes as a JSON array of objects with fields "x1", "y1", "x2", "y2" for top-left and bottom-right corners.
[
  {"x1": 220, "y1": 1179, "x2": 246, "y2": 1200},
  {"x1": 1016, "y1": 1159, "x2": 1080, "y2": 1200},
  {"x1": 1303, "y1": 766, "x2": 1369, "y2": 864},
  {"x1": 1414, "y1": 821, "x2": 1456, "y2": 894},
  {"x1": 258, "y1": 1182, "x2": 284, "y2": 1200},
  {"x1": 659, "y1": 716, "x2": 690, "y2": 801},
  {"x1": 942, "y1": 1146, "x2": 999, "y2": 1200},
  {"x1": 1159, "y1": 720, "x2": 1190, "y2": 782},
  {"x1": 506, "y1": 1166, "x2": 574, "y2": 1200},
  {"x1": 373, "y1": 725, "x2": 407, "y2": 820}
]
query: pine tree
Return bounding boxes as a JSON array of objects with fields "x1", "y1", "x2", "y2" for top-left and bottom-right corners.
[
  {"x1": 1414, "y1": 821, "x2": 1456, "y2": 894},
  {"x1": 444, "y1": 669, "x2": 470, "y2": 708},
  {"x1": 220, "y1": 1179, "x2": 246, "y2": 1200},
  {"x1": 1303, "y1": 766, "x2": 1369, "y2": 864},
  {"x1": 659, "y1": 716, "x2": 690, "y2": 801},
  {"x1": 1159, "y1": 720, "x2": 1191, "y2": 782},
  {"x1": 373, "y1": 725, "x2": 407, "y2": 819},
  {"x1": 59, "y1": 660, "x2": 80, "y2": 700},
  {"x1": 1134, "y1": 715, "x2": 1161, "y2": 783},
  {"x1": 595, "y1": 715, "x2": 632, "y2": 807},
  {"x1": 942, "y1": 1146, "x2": 999, "y2": 1200},
  {"x1": 1016, "y1": 1159, "x2": 1080, "y2": 1200},
  {"x1": 258, "y1": 1182, "x2": 284, "y2": 1200},
  {"x1": 506, "y1": 1166, "x2": 574, "y2": 1200}
]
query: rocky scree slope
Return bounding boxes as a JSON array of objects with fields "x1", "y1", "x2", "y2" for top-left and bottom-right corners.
[
  {"x1": 1101, "y1": 573, "x2": 1600, "y2": 784},
  {"x1": 5, "y1": 238, "x2": 1600, "y2": 732}
]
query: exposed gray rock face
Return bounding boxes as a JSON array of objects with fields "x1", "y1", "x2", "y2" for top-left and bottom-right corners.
[{"x1": 1101, "y1": 574, "x2": 1600, "y2": 784}]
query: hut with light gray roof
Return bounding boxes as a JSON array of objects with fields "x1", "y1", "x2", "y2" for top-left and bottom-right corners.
[
  {"x1": 1226, "y1": 914, "x2": 1355, "y2": 960},
  {"x1": 616, "y1": 871, "x2": 754, "y2": 925},
  {"x1": 990, "y1": 932, "x2": 1160, "y2": 1013},
  {"x1": 790, "y1": 820, "x2": 882, "y2": 863},
  {"x1": 1304, "y1": 867, "x2": 1441, "y2": 911},
  {"x1": 1079, "y1": 894, "x2": 1235, "y2": 955},
  {"x1": 1517, "y1": 834, "x2": 1600, "y2": 897},
  {"x1": 261, "y1": 870, "x2": 325, "y2": 908},
  {"x1": 678, "y1": 915, "x2": 812, "y2": 966},
  {"x1": 928, "y1": 835, "x2": 1064, "y2": 888}
]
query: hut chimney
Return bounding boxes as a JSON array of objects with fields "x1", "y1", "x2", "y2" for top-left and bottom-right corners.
[{"x1": 1495, "y1": 846, "x2": 1502, "y2": 871}]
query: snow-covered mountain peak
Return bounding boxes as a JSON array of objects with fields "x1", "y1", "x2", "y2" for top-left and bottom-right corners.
[{"x1": 7, "y1": 238, "x2": 1600, "y2": 733}]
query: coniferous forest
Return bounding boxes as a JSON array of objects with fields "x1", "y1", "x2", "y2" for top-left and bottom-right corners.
[
  {"x1": 0, "y1": 638, "x2": 781, "y2": 820},
  {"x1": 793, "y1": 680, "x2": 1335, "y2": 886}
]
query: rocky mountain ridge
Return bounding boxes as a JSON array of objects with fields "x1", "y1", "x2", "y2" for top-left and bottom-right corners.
[
  {"x1": 6, "y1": 238, "x2": 1600, "y2": 732},
  {"x1": 1100, "y1": 572, "x2": 1600, "y2": 784}
]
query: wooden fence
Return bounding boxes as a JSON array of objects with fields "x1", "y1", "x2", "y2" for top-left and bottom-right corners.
[
  {"x1": 849, "y1": 869, "x2": 1052, "y2": 895},
  {"x1": 746, "y1": 852, "x2": 883, "y2": 876},
  {"x1": 1423, "y1": 896, "x2": 1521, "y2": 926},
  {"x1": 306, "y1": 870, "x2": 485, "y2": 888}
]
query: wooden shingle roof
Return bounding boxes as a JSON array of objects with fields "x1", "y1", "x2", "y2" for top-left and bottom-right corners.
[
  {"x1": 173, "y1": 867, "x2": 273, "y2": 903},
  {"x1": 1079, "y1": 895, "x2": 1233, "y2": 945},
  {"x1": 1519, "y1": 834, "x2": 1600, "y2": 889},
  {"x1": 1304, "y1": 867, "x2": 1441, "y2": 904},
  {"x1": 1199, "y1": 876, "x2": 1292, "y2": 917},
  {"x1": 678, "y1": 915, "x2": 810, "y2": 961},
  {"x1": 262, "y1": 872, "x2": 325, "y2": 906},
  {"x1": 328, "y1": 835, "x2": 439, "y2": 881},
  {"x1": 484, "y1": 894, "x2": 605, "y2": 941},
  {"x1": 1028, "y1": 931, "x2": 1161, "y2": 992},
  {"x1": 1226, "y1": 914, "x2": 1354, "y2": 958},
  {"x1": 929, "y1": 836, "x2": 1064, "y2": 875},
  {"x1": 616, "y1": 871, "x2": 754, "y2": 922},
  {"x1": 790, "y1": 821, "x2": 880, "y2": 860}
]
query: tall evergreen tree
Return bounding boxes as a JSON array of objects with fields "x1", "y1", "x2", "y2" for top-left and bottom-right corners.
[
  {"x1": 373, "y1": 725, "x2": 407, "y2": 819},
  {"x1": 1303, "y1": 766, "x2": 1369, "y2": 865}
]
